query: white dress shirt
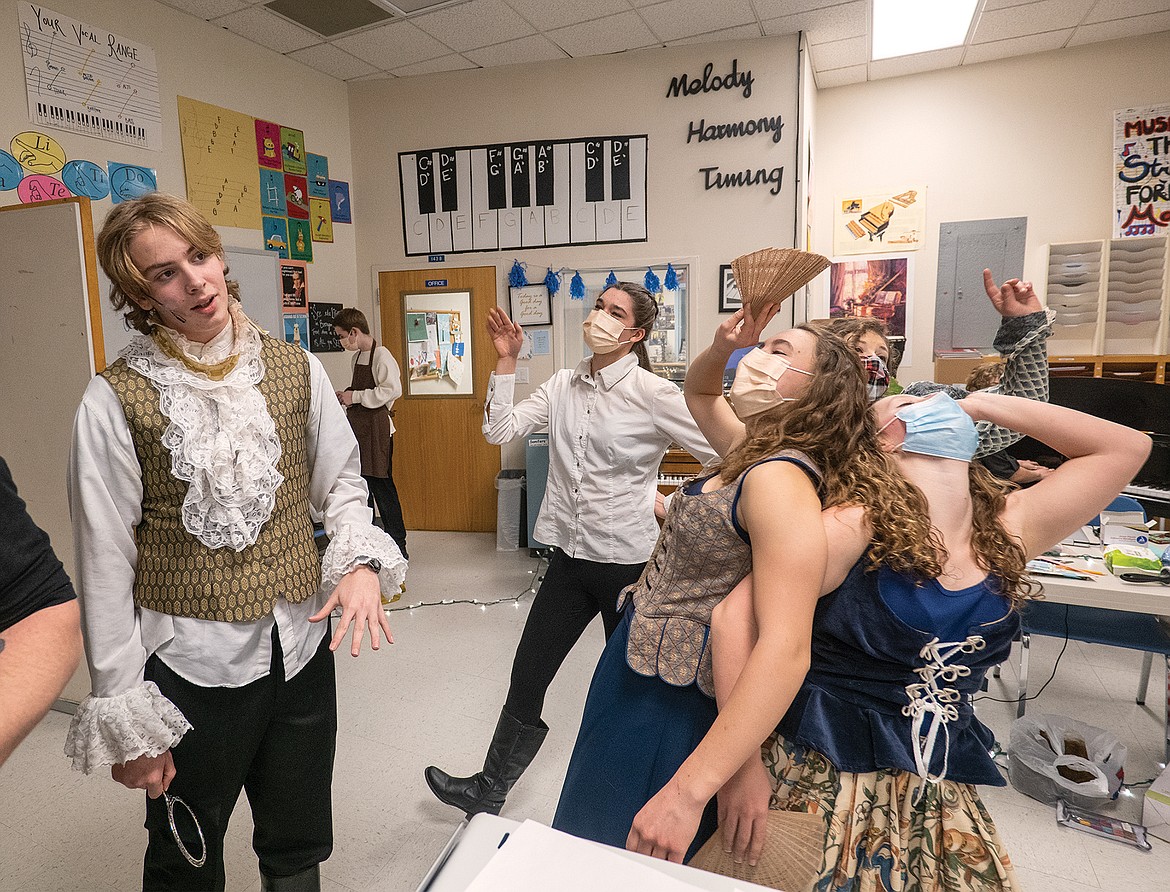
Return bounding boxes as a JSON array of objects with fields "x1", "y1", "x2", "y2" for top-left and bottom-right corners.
[
  {"x1": 483, "y1": 353, "x2": 718, "y2": 565},
  {"x1": 65, "y1": 321, "x2": 405, "y2": 771}
]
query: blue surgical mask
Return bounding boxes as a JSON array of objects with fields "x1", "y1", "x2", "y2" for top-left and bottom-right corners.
[{"x1": 882, "y1": 393, "x2": 978, "y2": 462}]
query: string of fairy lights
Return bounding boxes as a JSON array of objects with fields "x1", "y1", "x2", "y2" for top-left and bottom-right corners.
[{"x1": 383, "y1": 553, "x2": 550, "y2": 613}]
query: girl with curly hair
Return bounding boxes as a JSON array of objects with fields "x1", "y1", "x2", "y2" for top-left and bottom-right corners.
[
  {"x1": 682, "y1": 388, "x2": 1150, "y2": 891},
  {"x1": 552, "y1": 306, "x2": 937, "y2": 859}
]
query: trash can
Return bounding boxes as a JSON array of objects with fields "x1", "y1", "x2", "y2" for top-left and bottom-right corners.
[{"x1": 495, "y1": 470, "x2": 526, "y2": 551}]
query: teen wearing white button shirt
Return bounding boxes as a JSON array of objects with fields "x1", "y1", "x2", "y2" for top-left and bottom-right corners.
[{"x1": 425, "y1": 281, "x2": 718, "y2": 818}]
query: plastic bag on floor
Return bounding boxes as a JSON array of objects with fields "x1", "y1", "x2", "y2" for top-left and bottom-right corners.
[{"x1": 1007, "y1": 713, "x2": 1126, "y2": 810}]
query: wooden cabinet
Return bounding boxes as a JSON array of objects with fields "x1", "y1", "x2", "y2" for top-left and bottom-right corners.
[
  {"x1": 658, "y1": 447, "x2": 705, "y2": 494},
  {"x1": 1045, "y1": 236, "x2": 1170, "y2": 383}
]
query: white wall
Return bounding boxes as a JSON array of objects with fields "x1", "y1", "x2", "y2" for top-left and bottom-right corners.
[
  {"x1": 348, "y1": 36, "x2": 802, "y2": 463},
  {"x1": 0, "y1": 0, "x2": 358, "y2": 384},
  {"x1": 810, "y1": 30, "x2": 1170, "y2": 384}
]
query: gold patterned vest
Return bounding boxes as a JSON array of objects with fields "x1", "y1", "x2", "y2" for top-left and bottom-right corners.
[
  {"x1": 618, "y1": 450, "x2": 820, "y2": 697},
  {"x1": 101, "y1": 334, "x2": 321, "y2": 622}
]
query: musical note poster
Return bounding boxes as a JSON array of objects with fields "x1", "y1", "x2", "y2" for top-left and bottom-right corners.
[
  {"x1": 107, "y1": 161, "x2": 156, "y2": 203},
  {"x1": 309, "y1": 197, "x2": 333, "y2": 243},
  {"x1": 1115, "y1": 104, "x2": 1170, "y2": 238},
  {"x1": 329, "y1": 180, "x2": 351, "y2": 223},
  {"x1": 307, "y1": 153, "x2": 328, "y2": 198},
  {"x1": 19, "y1": 3, "x2": 161, "y2": 150},
  {"x1": 178, "y1": 96, "x2": 261, "y2": 229},
  {"x1": 398, "y1": 135, "x2": 648, "y2": 256}
]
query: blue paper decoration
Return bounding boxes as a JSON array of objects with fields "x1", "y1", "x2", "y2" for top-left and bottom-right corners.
[
  {"x1": 605, "y1": 270, "x2": 618, "y2": 288},
  {"x1": 508, "y1": 260, "x2": 528, "y2": 288},
  {"x1": 570, "y1": 271, "x2": 585, "y2": 300},
  {"x1": 544, "y1": 267, "x2": 560, "y2": 295},
  {"x1": 644, "y1": 267, "x2": 661, "y2": 294},
  {"x1": 664, "y1": 263, "x2": 678, "y2": 292}
]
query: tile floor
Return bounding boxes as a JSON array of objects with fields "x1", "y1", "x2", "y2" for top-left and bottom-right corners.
[{"x1": 1, "y1": 530, "x2": 1167, "y2": 891}]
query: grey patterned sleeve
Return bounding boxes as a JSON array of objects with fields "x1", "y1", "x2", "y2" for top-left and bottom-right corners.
[{"x1": 973, "y1": 309, "x2": 1055, "y2": 459}]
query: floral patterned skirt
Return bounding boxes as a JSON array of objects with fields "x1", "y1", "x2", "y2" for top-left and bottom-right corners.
[{"x1": 761, "y1": 733, "x2": 1020, "y2": 892}]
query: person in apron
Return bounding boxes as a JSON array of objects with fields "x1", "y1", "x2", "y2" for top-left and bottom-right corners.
[{"x1": 334, "y1": 308, "x2": 408, "y2": 566}]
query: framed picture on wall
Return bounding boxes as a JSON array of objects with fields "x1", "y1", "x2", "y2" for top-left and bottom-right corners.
[
  {"x1": 718, "y1": 264, "x2": 742, "y2": 313},
  {"x1": 509, "y1": 284, "x2": 552, "y2": 326}
]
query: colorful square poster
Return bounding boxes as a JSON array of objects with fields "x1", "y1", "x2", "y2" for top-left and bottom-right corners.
[
  {"x1": 280, "y1": 259, "x2": 308, "y2": 311},
  {"x1": 280, "y1": 126, "x2": 306, "y2": 175},
  {"x1": 262, "y1": 216, "x2": 289, "y2": 258},
  {"x1": 284, "y1": 313, "x2": 309, "y2": 351},
  {"x1": 307, "y1": 154, "x2": 329, "y2": 198},
  {"x1": 310, "y1": 197, "x2": 333, "y2": 243},
  {"x1": 260, "y1": 168, "x2": 286, "y2": 217},
  {"x1": 328, "y1": 180, "x2": 351, "y2": 223},
  {"x1": 108, "y1": 162, "x2": 157, "y2": 203},
  {"x1": 256, "y1": 119, "x2": 281, "y2": 169},
  {"x1": 284, "y1": 174, "x2": 309, "y2": 219},
  {"x1": 288, "y1": 218, "x2": 313, "y2": 261}
]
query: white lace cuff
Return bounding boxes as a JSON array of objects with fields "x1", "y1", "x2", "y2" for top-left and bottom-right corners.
[
  {"x1": 321, "y1": 523, "x2": 407, "y2": 596},
  {"x1": 64, "y1": 681, "x2": 192, "y2": 774}
]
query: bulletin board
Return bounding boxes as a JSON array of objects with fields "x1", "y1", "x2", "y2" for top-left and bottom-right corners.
[{"x1": 403, "y1": 290, "x2": 472, "y2": 397}]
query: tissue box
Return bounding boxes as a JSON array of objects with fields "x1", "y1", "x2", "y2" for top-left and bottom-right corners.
[
  {"x1": 1101, "y1": 524, "x2": 1152, "y2": 548},
  {"x1": 1144, "y1": 763, "x2": 1170, "y2": 844}
]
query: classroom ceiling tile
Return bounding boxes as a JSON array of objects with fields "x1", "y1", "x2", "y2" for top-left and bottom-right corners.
[
  {"x1": 333, "y1": 21, "x2": 451, "y2": 68},
  {"x1": 761, "y1": 1, "x2": 866, "y2": 45},
  {"x1": 982, "y1": 0, "x2": 1044, "y2": 9},
  {"x1": 547, "y1": 11, "x2": 660, "y2": 56},
  {"x1": 637, "y1": 0, "x2": 756, "y2": 44},
  {"x1": 390, "y1": 53, "x2": 480, "y2": 76},
  {"x1": 810, "y1": 34, "x2": 867, "y2": 70},
  {"x1": 666, "y1": 23, "x2": 763, "y2": 46},
  {"x1": 1068, "y1": 10, "x2": 1170, "y2": 45},
  {"x1": 156, "y1": 0, "x2": 250, "y2": 18},
  {"x1": 287, "y1": 43, "x2": 380, "y2": 80},
  {"x1": 752, "y1": 0, "x2": 852, "y2": 20},
  {"x1": 963, "y1": 28, "x2": 1072, "y2": 65},
  {"x1": 464, "y1": 34, "x2": 568, "y2": 67},
  {"x1": 973, "y1": 0, "x2": 1095, "y2": 43},
  {"x1": 814, "y1": 63, "x2": 868, "y2": 88},
  {"x1": 265, "y1": 0, "x2": 396, "y2": 37},
  {"x1": 413, "y1": 0, "x2": 535, "y2": 51},
  {"x1": 869, "y1": 46, "x2": 965, "y2": 80},
  {"x1": 1085, "y1": 0, "x2": 1170, "y2": 21},
  {"x1": 212, "y1": 6, "x2": 320, "y2": 53},
  {"x1": 502, "y1": 0, "x2": 630, "y2": 32}
]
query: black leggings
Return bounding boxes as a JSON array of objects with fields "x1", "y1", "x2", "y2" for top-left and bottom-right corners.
[{"x1": 503, "y1": 549, "x2": 645, "y2": 726}]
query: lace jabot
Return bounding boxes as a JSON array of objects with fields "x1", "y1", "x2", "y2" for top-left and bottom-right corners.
[{"x1": 120, "y1": 304, "x2": 283, "y2": 551}]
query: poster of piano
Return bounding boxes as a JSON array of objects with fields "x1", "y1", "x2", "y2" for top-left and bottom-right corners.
[
  {"x1": 833, "y1": 188, "x2": 925, "y2": 257},
  {"x1": 399, "y1": 136, "x2": 648, "y2": 256},
  {"x1": 403, "y1": 291, "x2": 472, "y2": 397},
  {"x1": 1114, "y1": 104, "x2": 1170, "y2": 238}
]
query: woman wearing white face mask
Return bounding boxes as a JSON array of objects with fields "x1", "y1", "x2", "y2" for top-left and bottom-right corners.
[
  {"x1": 700, "y1": 389, "x2": 1150, "y2": 889},
  {"x1": 552, "y1": 306, "x2": 935, "y2": 861},
  {"x1": 424, "y1": 282, "x2": 719, "y2": 818}
]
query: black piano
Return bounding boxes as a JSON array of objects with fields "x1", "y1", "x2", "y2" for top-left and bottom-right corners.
[{"x1": 1006, "y1": 376, "x2": 1170, "y2": 517}]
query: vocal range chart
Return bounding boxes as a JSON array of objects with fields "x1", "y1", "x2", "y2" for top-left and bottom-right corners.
[{"x1": 19, "y1": 2, "x2": 162, "y2": 149}]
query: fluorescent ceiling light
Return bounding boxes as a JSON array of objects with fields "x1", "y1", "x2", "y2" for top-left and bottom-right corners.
[{"x1": 871, "y1": 0, "x2": 979, "y2": 60}]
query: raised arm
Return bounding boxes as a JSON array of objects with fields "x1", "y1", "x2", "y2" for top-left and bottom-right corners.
[
  {"x1": 962, "y1": 391, "x2": 1151, "y2": 556},
  {"x1": 628, "y1": 460, "x2": 825, "y2": 862},
  {"x1": 481, "y1": 307, "x2": 553, "y2": 444},
  {"x1": 684, "y1": 304, "x2": 778, "y2": 457}
]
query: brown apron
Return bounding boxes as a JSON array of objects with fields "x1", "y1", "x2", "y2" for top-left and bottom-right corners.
[{"x1": 346, "y1": 342, "x2": 393, "y2": 478}]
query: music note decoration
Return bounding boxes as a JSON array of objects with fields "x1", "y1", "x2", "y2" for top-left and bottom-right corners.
[{"x1": 177, "y1": 96, "x2": 261, "y2": 229}]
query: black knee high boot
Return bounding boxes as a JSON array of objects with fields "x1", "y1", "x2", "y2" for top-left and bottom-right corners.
[{"x1": 424, "y1": 709, "x2": 548, "y2": 817}]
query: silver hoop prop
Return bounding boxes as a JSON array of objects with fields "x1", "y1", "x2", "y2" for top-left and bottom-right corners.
[{"x1": 164, "y1": 792, "x2": 207, "y2": 868}]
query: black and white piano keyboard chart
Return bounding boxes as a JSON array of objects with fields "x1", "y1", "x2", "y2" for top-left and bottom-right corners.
[{"x1": 399, "y1": 136, "x2": 647, "y2": 255}]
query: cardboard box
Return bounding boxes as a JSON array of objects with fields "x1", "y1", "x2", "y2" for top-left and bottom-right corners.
[{"x1": 1143, "y1": 763, "x2": 1170, "y2": 844}]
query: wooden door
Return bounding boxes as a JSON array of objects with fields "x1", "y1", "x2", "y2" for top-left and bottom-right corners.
[{"x1": 378, "y1": 266, "x2": 500, "y2": 531}]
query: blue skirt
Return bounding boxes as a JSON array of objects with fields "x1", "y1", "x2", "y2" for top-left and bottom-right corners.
[{"x1": 552, "y1": 608, "x2": 719, "y2": 860}]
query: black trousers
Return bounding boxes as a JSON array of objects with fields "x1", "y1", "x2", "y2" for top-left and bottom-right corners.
[
  {"x1": 503, "y1": 549, "x2": 646, "y2": 727},
  {"x1": 365, "y1": 435, "x2": 408, "y2": 559},
  {"x1": 141, "y1": 627, "x2": 336, "y2": 891}
]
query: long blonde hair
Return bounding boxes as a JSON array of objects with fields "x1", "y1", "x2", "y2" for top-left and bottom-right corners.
[{"x1": 719, "y1": 325, "x2": 944, "y2": 579}]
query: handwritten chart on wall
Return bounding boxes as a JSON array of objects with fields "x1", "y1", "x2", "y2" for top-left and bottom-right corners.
[
  {"x1": 178, "y1": 96, "x2": 261, "y2": 230},
  {"x1": 19, "y1": 3, "x2": 161, "y2": 150}
]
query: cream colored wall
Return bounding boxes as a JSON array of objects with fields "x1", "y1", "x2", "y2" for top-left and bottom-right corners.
[
  {"x1": 347, "y1": 36, "x2": 801, "y2": 463},
  {"x1": 0, "y1": 0, "x2": 358, "y2": 384},
  {"x1": 810, "y1": 30, "x2": 1170, "y2": 384}
]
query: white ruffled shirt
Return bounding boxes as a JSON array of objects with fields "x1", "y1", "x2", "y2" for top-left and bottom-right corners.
[{"x1": 65, "y1": 318, "x2": 406, "y2": 774}]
